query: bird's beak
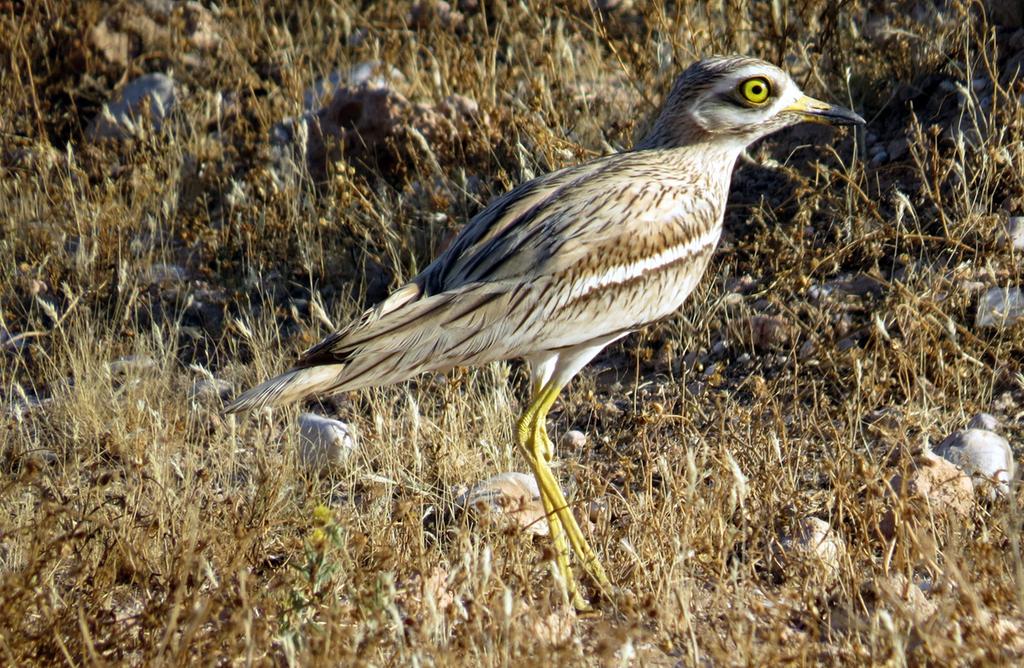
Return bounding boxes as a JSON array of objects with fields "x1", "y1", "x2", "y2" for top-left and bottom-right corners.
[{"x1": 784, "y1": 94, "x2": 865, "y2": 126}]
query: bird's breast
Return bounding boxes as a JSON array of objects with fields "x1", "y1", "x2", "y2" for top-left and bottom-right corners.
[{"x1": 553, "y1": 201, "x2": 724, "y2": 330}]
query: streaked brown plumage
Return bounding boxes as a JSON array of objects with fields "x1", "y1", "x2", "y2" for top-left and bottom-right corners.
[{"x1": 225, "y1": 56, "x2": 863, "y2": 608}]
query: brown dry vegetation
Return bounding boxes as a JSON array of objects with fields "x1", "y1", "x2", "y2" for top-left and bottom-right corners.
[{"x1": 2, "y1": 0, "x2": 1024, "y2": 665}]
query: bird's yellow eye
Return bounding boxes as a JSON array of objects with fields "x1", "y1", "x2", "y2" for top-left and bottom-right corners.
[{"x1": 740, "y1": 77, "x2": 771, "y2": 105}]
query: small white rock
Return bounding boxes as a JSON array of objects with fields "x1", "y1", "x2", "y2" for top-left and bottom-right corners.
[
  {"x1": 880, "y1": 450, "x2": 976, "y2": 538},
  {"x1": 530, "y1": 607, "x2": 576, "y2": 645},
  {"x1": 867, "y1": 574, "x2": 938, "y2": 624},
  {"x1": 967, "y1": 412, "x2": 1000, "y2": 431},
  {"x1": 142, "y1": 263, "x2": 187, "y2": 285},
  {"x1": 458, "y1": 472, "x2": 548, "y2": 536},
  {"x1": 770, "y1": 517, "x2": 847, "y2": 583},
  {"x1": 297, "y1": 413, "x2": 356, "y2": 470},
  {"x1": 934, "y1": 428, "x2": 1015, "y2": 499},
  {"x1": 87, "y1": 73, "x2": 177, "y2": 140},
  {"x1": 561, "y1": 430, "x2": 587, "y2": 449},
  {"x1": 1002, "y1": 216, "x2": 1024, "y2": 251},
  {"x1": 188, "y1": 377, "x2": 233, "y2": 404},
  {"x1": 303, "y1": 71, "x2": 346, "y2": 111},
  {"x1": 26, "y1": 448, "x2": 59, "y2": 468},
  {"x1": 302, "y1": 62, "x2": 405, "y2": 110},
  {"x1": 184, "y1": 1, "x2": 222, "y2": 52},
  {"x1": 975, "y1": 286, "x2": 1024, "y2": 328},
  {"x1": 108, "y1": 355, "x2": 159, "y2": 376}
]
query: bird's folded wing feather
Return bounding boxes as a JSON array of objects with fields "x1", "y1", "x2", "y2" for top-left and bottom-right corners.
[
  {"x1": 420, "y1": 150, "x2": 719, "y2": 291},
  {"x1": 295, "y1": 149, "x2": 720, "y2": 375}
]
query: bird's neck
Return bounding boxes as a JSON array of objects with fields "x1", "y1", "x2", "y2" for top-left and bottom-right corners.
[{"x1": 638, "y1": 140, "x2": 746, "y2": 189}]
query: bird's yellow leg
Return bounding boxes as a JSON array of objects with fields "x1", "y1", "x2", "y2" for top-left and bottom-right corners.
[
  {"x1": 537, "y1": 474, "x2": 589, "y2": 609},
  {"x1": 516, "y1": 391, "x2": 586, "y2": 609},
  {"x1": 522, "y1": 382, "x2": 612, "y2": 598}
]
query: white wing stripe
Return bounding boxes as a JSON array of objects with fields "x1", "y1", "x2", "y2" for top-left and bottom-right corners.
[{"x1": 571, "y1": 223, "x2": 720, "y2": 298}]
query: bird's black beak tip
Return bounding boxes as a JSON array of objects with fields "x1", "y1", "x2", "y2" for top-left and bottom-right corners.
[{"x1": 785, "y1": 94, "x2": 865, "y2": 127}]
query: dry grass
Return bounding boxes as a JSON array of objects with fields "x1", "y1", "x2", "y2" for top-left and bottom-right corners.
[{"x1": 2, "y1": 0, "x2": 1024, "y2": 664}]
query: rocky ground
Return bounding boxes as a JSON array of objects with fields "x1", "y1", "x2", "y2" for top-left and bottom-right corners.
[{"x1": 2, "y1": 0, "x2": 1024, "y2": 665}]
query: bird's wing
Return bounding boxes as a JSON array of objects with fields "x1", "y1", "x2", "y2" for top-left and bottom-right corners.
[
  {"x1": 293, "y1": 153, "x2": 618, "y2": 368},
  {"x1": 417, "y1": 152, "x2": 625, "y2": 293},
  {"x1": 419, "y1": 151, "x2": 723, "y2": 292},
  {"x1": 296, "y1": 149, "x2": 724, "y2": 373}
]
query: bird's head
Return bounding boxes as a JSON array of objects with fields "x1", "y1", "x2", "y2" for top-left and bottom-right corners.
[{"x1": 642, "y1": 56, "x2": 864, "y2": 149}]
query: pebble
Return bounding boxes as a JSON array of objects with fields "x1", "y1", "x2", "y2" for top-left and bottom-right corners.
[
  {"x1": 585, "y1": 497, "x2": 609, "y2": 525},
  {"x1": 25, "y1": 448, "x2": 59, "y2": 468},
  {"x1": 948, "y1": 109, "x2": 987, "y2": 148},
  {"x1": 561, "y1": 430, "x2": 586, "y2": 449},
  {"x1": 529, "y1": 608, "x2": 575, "y2": 645},
  {"x1": 681, "y1": 350, "x2": 702, "y2": 373},
  {"x1": 401, "y1": 565, "x2": 454, "y2": 617},
  {"x1": 810, "y1": 274, "x2": 887, "y2": 301},
  {"x1": 188, "y1": 377, "x2": 233, "y2": 404},
  {"x1": 836, "y1": 336, "x2": 858, "y2": 352},
  {"x1": 183, "y1": 1, "x2": 222, "y2": 52},
  {"x1": 409, "y1": 1, "x2": 465, "y2": 30},
  {"x1": 934, "y1": 428, "x2": 1015, "y2": 499},
  {"x1": 108, "y1": 355, "x2": 159, "y2": 377},
  {"x1": 975, "y1": 286, "x2": 1024, "y2": 328},
  {"x1": 725, "y1": 274, "x2": 758, "y2": 294},
  {"x1": 837, "y1": 273, "x2": 886, "y2": 297},
  {"x1": 276, "y1": 73, "x2": 484, "y2": 185},
  {"x1": 297, "y1": 413, "x2": 356, "y2": 470},
  {"x1": 685, "y1": 381, "x2": 706, "y2": 397},
  {"x1": 593, "y1": 0, "x2": 635, "y2": 11},
  {"x1": 137, "y1": 0, "x2": 175, "y2": 16},
  {"x1": 980, "y1": 614, "x2": 1024, "y2": 656},
  {"x1": 302, "y1": 61, "x2": 405, "y2": 111},
  {"x1": 968, "y1": 412, "x2": 1000, "y2": 431},
  {"x1": 89, "y1": 20, "x2": 132, "y2": 66},
  {"x1": 770, "y1": 517, "x2": 847, "y2": 584},
  {"x1": 457, "y1": 472, "x2": 548, "y2": 536},
  {"x1": 275, "y1": 82, "x2": 403, "y2": 182},
  {"x1": 859, "y1": 573, "x2": 937, "y2": 625},
  {"x1": 863, "y1": 406, "x2": 903, "y2": 433},
  {"x1": 740, "y1": 314, "x2": 793, "y2": 351},
  {"x1": 87, "y1": 73, "x2": 177, "y2": 140},
  {"x1": 1002, "y1": 216, "x2": 1024, "y2": 251},
  {"x1": 142, "y1": 263, "x2": 187, "y2": 285},
  {"x1": 886, "y1": 137, "x2": 909, "y2": 162},
  {"x1": 880, "y1": 450, "x2": 975, "y2": 538}
]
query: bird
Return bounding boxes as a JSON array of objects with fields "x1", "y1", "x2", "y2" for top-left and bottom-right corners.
[{"x1": 225, "y1": 56, "x2": 864, "y2": 609}]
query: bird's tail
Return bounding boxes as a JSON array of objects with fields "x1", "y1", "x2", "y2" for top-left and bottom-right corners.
[{"x1": 223, "y1": 364, "x2": 346, "y2": 414}]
